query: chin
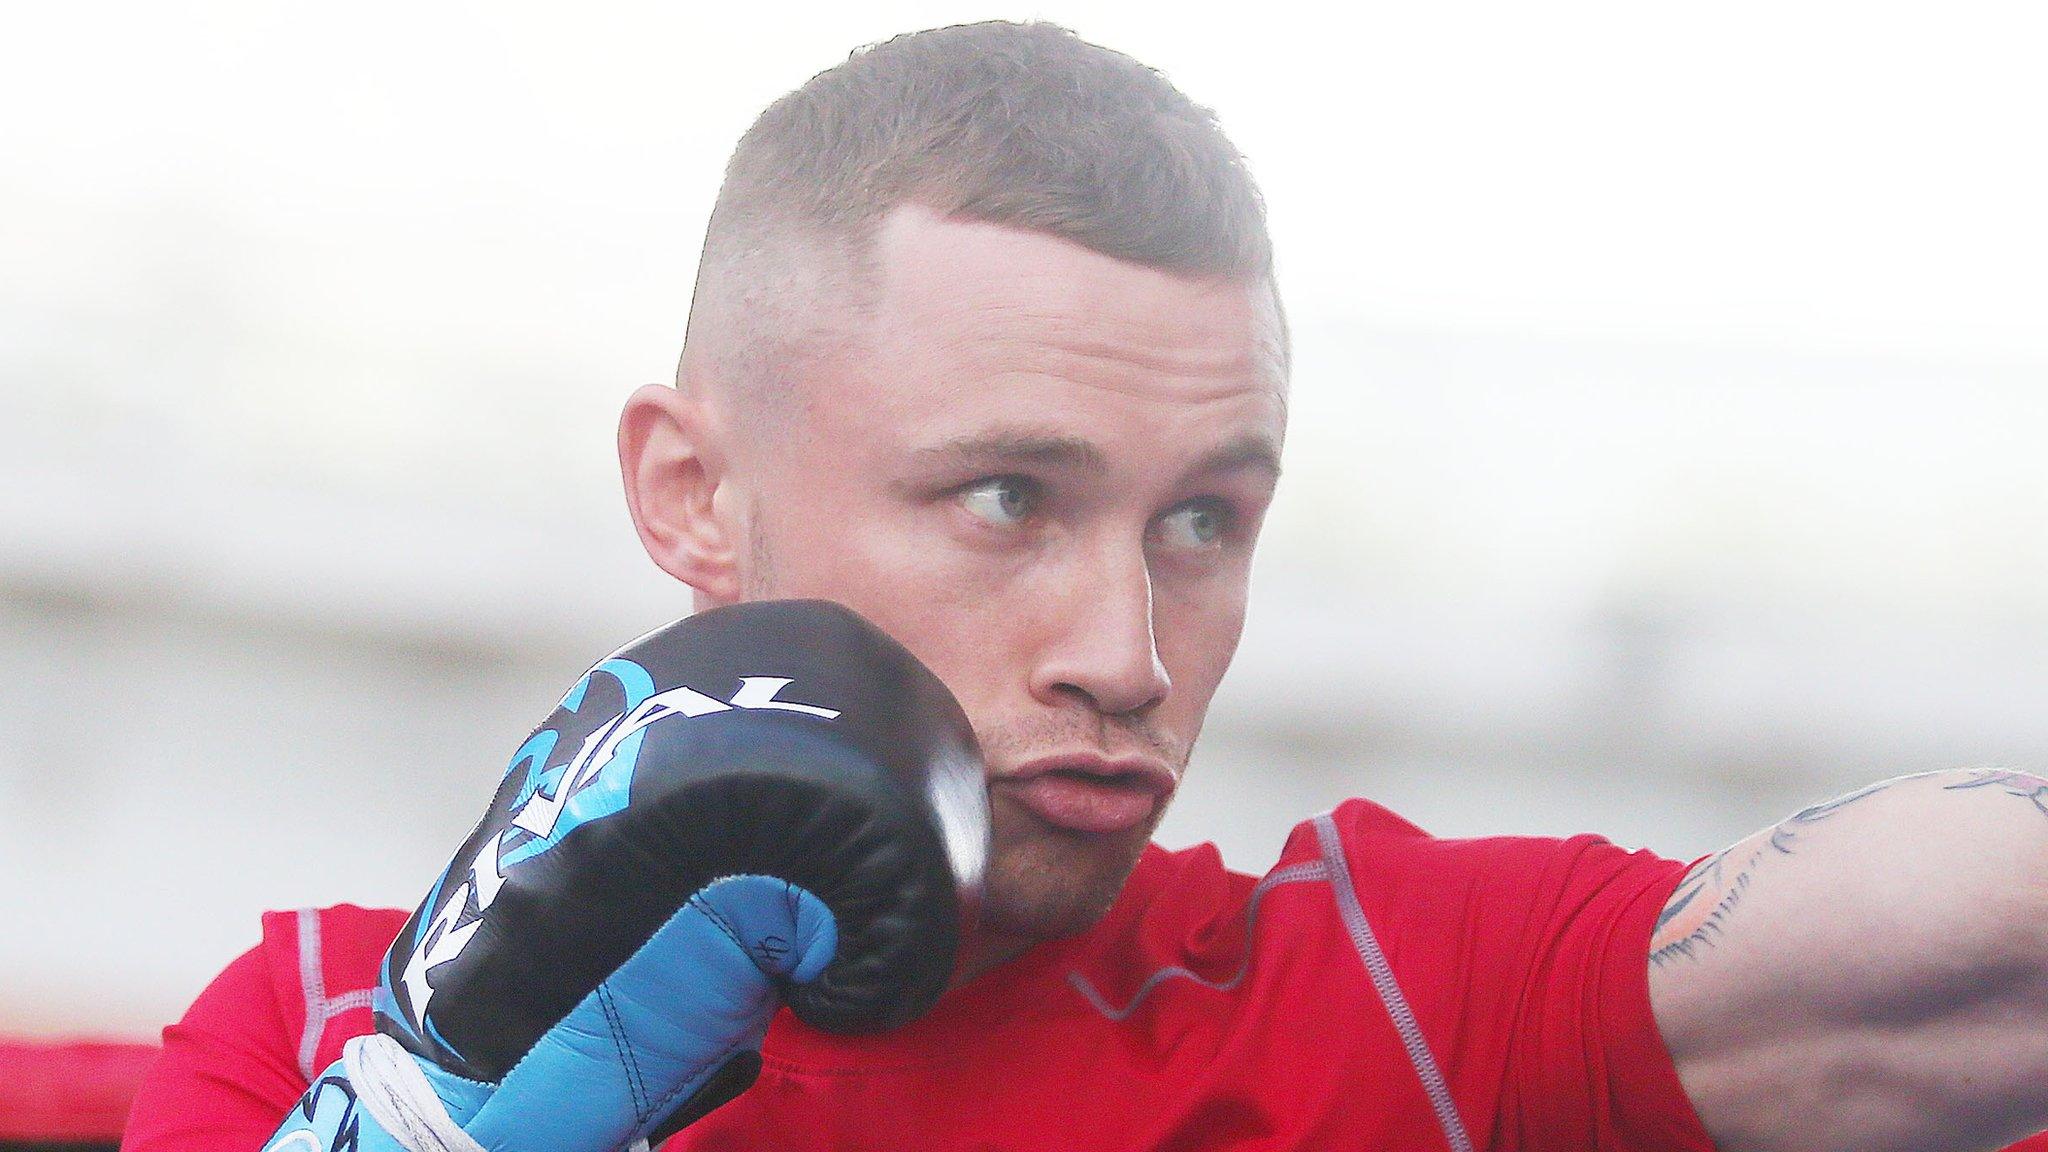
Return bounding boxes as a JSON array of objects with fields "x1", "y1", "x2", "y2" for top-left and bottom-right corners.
[{"x1": 977, "y1": 813, "x2": 1158, "y2": 942}]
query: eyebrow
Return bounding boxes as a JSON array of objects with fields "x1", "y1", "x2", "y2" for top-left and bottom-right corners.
[
  {"x1": 912, "y1": 429, "x2": 1110, "y2": 475},
  {"x1": 1191, "y1": 432, "x2": 1284, "y2": 484},
  {"x1": 911, "y1": 426, "x2": 1282, "y2": 484}
]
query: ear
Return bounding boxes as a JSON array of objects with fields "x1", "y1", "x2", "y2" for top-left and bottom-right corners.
[{"x1": 618, "y1": 383, "x2": 743, "y2": 605}]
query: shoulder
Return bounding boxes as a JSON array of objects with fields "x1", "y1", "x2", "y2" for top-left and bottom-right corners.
[
  {"x1": 1275, "y1": 801, "x2": 1712, "y2": 1150},
  {"x1": 215, "y1": 903, "x2": 412, "y2": 1064},
  {"x1": 1268, "y1": 798, "x2": 1694, "y2": 1008},
  {"x1": 253, "y1": 903, "x2": 413, "y2": 997},
  {"x1": 258, "y1": 903, "x2": 412, "y2": 1077},
  {"x1": 123, "y1": 904, "x2": 411, "y2": 1151},
  {"x1": 1283, "y1": 797, "x2": 1689, "y2": 914},
  {"x1": 176, "y1": 902, "x2": 408, "y2": 1065}
]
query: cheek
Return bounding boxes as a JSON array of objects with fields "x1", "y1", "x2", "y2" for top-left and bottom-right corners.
[
  {"x1": 1153, "y1": 566, "x2": 1250, "y2": 707},
  {"x1": 762, "y1": 496, "x2": 1036, "y2": 699},
  {"x1": 872, "y1": 547, "x2": 1047, "y2": 701}
]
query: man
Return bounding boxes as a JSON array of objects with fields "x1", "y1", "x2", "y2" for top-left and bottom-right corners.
[{"x1": 125, "y1": 20, "x2": 2048, "y2": 1152}]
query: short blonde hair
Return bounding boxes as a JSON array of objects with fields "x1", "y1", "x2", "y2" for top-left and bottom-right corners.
[{"x1": 682, "y1": 21, "x2": 1276, "y2": 405}]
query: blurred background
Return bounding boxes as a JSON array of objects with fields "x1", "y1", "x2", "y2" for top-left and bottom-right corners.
[{"x1": 2, "y1": 1, "x2": 2043, "y2": 1041}]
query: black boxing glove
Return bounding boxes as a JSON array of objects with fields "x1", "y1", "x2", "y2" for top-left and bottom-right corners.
[{"x1": 262, "y1": 600, "x2": 989, "y2": 1152}]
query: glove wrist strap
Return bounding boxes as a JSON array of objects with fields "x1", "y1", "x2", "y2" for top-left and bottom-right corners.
[{"x1": 344, "y1": 1034, "x2": 488, "y2": 1152}]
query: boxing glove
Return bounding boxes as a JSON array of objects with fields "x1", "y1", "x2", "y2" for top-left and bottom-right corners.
[{"x1": 264, "y1": 599, "x2": 989, "y2": 1152}]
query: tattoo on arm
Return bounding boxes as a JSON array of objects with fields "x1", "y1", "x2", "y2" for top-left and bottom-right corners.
[
  {"x1": 1940, "y1": 769, "x2": 2048, "y2": 818},
  {"x1": 1650, "y1": 768, "x2": 2048, "y2": 970},
  {"x1": 1651, "y1": 778, "x2": 1906, "y2": 969},
  {"x1": 1764, "y1": 780, "x2": 1900, "y2": 854},
  {"x1": 1651, "y1": 846, "x2": 1754, "y2": 967}
]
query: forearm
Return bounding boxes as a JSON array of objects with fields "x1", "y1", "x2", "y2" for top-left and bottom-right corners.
[{"x1": 1651, "y1": 768, "x2": 2048, "y2": 1152}]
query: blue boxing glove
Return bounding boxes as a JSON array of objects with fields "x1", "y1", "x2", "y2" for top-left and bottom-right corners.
[{"x1": 265, "y1": 600, "x2": 990, "y2": 1152}]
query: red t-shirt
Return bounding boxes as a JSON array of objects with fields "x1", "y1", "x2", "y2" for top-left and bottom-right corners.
[{"x1": 124, "y1": 800, "x2": 1714, "y2": 1150}]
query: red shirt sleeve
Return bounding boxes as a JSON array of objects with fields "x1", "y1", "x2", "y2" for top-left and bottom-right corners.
[
  {"x1": 122, "y1": 906, "x2": 408, "y2": 1152},
  {"x1": 1324, "y1": 800, "x2": 1714, "y2": 1151},
  {"x1": 121, "y1": 938, "x2": 305, "y2": 1151},
  {"x1": 1496, "y1": 835, "x2": 1712, "y2": 1151}
]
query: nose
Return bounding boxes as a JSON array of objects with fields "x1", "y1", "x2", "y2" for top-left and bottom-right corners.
[{"x1": 1029, "y1": 538, "x2": 1171, "y2": 718}]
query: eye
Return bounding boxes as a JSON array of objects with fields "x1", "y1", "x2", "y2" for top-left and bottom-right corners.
[
  {"x1": 958, "y1": 475, "x2": 1041, "y2": 528},
  {"x1": 1154, "y1": 499, "x2": 1232, "y2": 551}
]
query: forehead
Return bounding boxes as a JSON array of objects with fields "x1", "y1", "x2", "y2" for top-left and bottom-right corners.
[
  {"x1": 870, "y1": 206, "x2": 1286, "y2": 390},
  {"x1": 829, "y1": 205, "x2": 1287, "y2": 457}
]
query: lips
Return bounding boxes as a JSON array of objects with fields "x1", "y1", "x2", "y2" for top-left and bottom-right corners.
[{"x1": 995, "y1": 754, "x2": 1177, "y2": 836}]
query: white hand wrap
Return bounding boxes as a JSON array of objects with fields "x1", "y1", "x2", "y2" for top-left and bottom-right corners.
[{"x1": 343, "y1": 1034, "x2": 486, "y2": 1152}]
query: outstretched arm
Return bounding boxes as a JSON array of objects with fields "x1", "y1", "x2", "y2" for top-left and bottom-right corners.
[{"x1": 1650, "y1": 769, "x2": 2048, "y2": 1152}]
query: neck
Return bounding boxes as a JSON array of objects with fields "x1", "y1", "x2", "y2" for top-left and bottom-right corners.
[{"x1": 948, "y1": 928, "x2": 1039, "y2": 989}]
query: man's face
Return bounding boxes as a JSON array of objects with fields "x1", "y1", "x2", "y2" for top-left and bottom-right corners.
[{"x1": 718, "y1": 206, "x2": 1286, "y2": 944}]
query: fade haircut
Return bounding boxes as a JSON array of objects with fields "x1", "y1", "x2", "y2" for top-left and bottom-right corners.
[{"x1": 681, "y1": 20, "x2": 1278, "y2": 410}]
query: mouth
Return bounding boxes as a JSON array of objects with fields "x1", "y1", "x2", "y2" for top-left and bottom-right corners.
[{"x1": 993, "y1": 754, "x2": 1177, "y2": 836}]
